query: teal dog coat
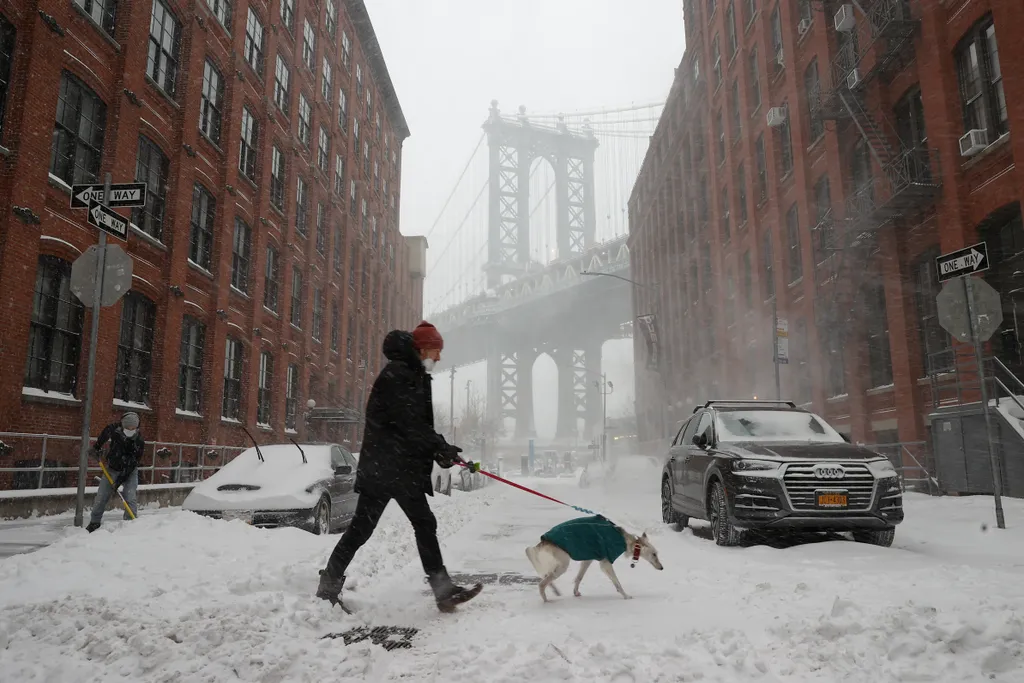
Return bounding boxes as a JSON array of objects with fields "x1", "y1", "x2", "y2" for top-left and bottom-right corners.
[{"x1": 541, "y1": 515, "x2": 627, "y2": 563}]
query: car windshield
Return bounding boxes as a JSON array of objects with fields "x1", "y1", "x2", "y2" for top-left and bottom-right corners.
[{"x1": 715, "y1": 410, "x2": 845, "y2": 443}]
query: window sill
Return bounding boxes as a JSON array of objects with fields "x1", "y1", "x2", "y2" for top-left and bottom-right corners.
[
  {"x1": 70, "y1": 2, "x2": 121, "y2": 51},
  {"x1": 797, "y1": 22, "x2": 814, "y2": 46},
  {"x1": 749, "y1": 104, "x2": 762, "y2": 120},
  {"x1": 188, "y1": 260, "x2": 214, "y2": 280},
  {"x1": 0, "y1": 144, "x2": 11, "y2": 158},
  {"x1": 826, "y1": 393, "x2": 850, "y2": 403},
  {"x1": 285, "y1": 428, "x2": 298, "y2": 435},
  {"x1": 113, "y1": 398, "x2": 152, "y2": 412},
  {"x1": 175, "y1": 408, "x2": 203, "y2": 422},
  {"x1": 22, "y1": 386, "x2": 81, "y2": 406},
  {"x1": 130, "y1": 224, "x2": 168, "y2": 251},
  {"x1": 220, "y1": 416, "x2": 243, "y2": 426},
  {"x1": 962, "y1": 132, "x2": 1011, "y2": 171},
  {"x1": 257, "y1": 424, "x2": 274, "y2": 432},
  {"x1": 263, "y1": 306, "x2": 280, "y2": 319},
  {"x1": 806, "y1": 133, "x2": 826, "y2": 153},
  {"x1": 237, "y1": 172, "x2": 259, "y2": 193},
  {"x1": 290, "y1": 323, "x2": 303, "y2": 332},
  {"x1": 144, "y1": 75, "x2": 180, "y2": 110},
  {"x1": 788, "y1": 276, "x2": 803, "y2": 289},
  {"x1": 229, "y1": 285, "x2": 250, "y2": 300},
  {"x1": 866, "y1": 384, "x2": 895, "y2": 396},
  {"x1": 198, "y1": 131, "x2": 224, "y2": 156}
]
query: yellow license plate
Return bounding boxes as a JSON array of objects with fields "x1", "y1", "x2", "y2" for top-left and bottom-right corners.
[{"x1": 817, "y1": 492, "x2": 848, "y2": 508}]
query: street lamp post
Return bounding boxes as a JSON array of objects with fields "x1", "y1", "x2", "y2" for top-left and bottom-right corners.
[{"x1": 595, "y1": 374, "x2": 614, "y2": 462}]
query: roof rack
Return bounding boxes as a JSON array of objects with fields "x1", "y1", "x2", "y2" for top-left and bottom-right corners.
[{"x1": 693, "y1": 399, "x2": 798, "y2": 413}]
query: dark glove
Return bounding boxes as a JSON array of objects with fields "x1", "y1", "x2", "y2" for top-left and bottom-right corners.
[
  {"x1": 434, "y1": 444, "x2": 463, "y2": 469},
  {"x1": 113, "y1": 474, "x2": 126, "y2": 489}
]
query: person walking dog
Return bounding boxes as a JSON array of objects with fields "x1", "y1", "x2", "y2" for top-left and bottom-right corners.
[
  {"x1": 86, "y1": 412, "x2": 144, "y2": 532},
  {"x1": 316, "y1": 322, "x2": 482, "y2": 612}
]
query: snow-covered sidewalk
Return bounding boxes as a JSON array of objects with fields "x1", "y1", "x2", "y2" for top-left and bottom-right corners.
[{"x1": 2, "y1": 458, "x2": 1024, "y2": 681}]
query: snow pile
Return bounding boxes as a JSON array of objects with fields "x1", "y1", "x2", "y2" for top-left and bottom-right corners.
[{"x1": 0, "y1": 490, "x2": 491, "y2": 682}]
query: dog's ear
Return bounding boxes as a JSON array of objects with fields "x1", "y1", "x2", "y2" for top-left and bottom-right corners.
[{"x1": 641, "y1": 531, "x2": 648, "y2": 541}]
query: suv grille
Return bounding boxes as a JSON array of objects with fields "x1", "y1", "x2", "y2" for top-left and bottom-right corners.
[{"x1": 783, "y1": 463, "x2": 875, "y2": 511}]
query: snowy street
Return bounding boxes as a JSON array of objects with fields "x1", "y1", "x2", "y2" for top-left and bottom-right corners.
[{"x1": 2, "y1": 457, "x2": 1024, "y2": 682}]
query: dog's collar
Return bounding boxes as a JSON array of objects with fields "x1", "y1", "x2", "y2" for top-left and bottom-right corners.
[{"x1": 629, "y1": 540, "x2": 642, "y2": 568}]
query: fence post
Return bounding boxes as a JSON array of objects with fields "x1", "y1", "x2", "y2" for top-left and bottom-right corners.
[{"x1": 37, "y1": 434, "x2": 48, "y2": 489}]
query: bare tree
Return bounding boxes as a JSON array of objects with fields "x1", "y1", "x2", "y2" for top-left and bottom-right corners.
[{"x1": 459, "y1": 389, "x2": 503, "y2": 442}]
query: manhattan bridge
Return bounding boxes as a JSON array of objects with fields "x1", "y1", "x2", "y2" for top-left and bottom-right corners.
[{"x1": 423, "y1": 101, "x2": 663, "y2": 444}]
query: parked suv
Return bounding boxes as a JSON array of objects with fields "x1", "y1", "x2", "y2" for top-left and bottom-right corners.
[{"x1": 661, "y1": 400, "x2": 904, "y2": 547}]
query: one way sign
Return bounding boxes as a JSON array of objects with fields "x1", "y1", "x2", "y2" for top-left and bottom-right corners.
[
  {"x1": 70, "y1": 182, "x2": 147, "y2": 209},
  {"x1": 87, "y1": 200, "x2": 129, "y2": 241},
  {"x1": 936, "y1": 242, "x2": 990, "y2": 283}
]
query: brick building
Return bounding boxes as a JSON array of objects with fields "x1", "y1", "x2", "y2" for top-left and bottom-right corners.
[
  {"x1": 629, "y1": 0, "x2": 1024, "y2": 456},
  {"x1": 0, "y1": 0, "x2": 425, "y2": 474}
]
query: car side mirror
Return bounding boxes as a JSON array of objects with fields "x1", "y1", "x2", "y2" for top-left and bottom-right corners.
[{"x1": 334, "y1": 464, "x2": 352, "y2": 475}]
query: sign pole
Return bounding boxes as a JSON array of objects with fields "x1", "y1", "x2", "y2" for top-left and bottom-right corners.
[
  {"x1": 74, "y1": 173, "x2": 112, "y2": 527},
  {"x1": 964, "y1": 275, "x2": 1006, "y2": 529},
  {"x1": 773, "y1": 297, "x2": 781, "y2": 400}
]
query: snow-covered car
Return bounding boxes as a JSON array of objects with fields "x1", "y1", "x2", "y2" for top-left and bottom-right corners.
[
  {"x1": 661, "y1": 400, "x2": 904, "y2": 547},
  {"x1": 183, "y1": 442, "x2": 359, "y2": 534}
]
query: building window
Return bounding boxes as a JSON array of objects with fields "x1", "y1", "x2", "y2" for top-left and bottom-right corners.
[
  {"x1": 719, "y1": 186, "x2": 730, "y2": 243},
  {"x1": 770, "y1": 5, "x2": 783, "y2": 65},
  {"x1": 895, "y1": 87, "x2": 927, "y2": 148},
  {"x1": 916, "y1": 248, "x2": 952, "y2": 374},
  {"x1": 334, "y1": 225, "x2": 344, "y2": 273},
  {"x1": 274, "y1": 56, "x2": 290, "y2": 115},
  {"x1": 285, "y1": 364, "x2": 299, "y2": 430},
  {"x1": 290, "y1": 267, "x2": 303, "y2": 327},
  {"x1": 50, "y1": 72, "x2": 107, "y2": 186},
  {"x1": 805, "y1": 59, "x2": 823, "y2": 141},
  {"x1": 730, "y1": 79, "x2": 741, "y2": 141},
  {"x1": 736, "y1": 164, "x2": 748, "y2": 224},
  {"x1": 334, "y1": 153, "x2": 345, "y2": 195},
  {"x1": 0, "y1": 15, "x2": 12, "y2": 138},
  {"x1": 222, "y1": 337, "x2": 243, "y2": 420},
  {"x1": 341, "y1": 31, "x2": 351, "y2": 68},
  {"x1": 295, "y1": 176, "x2": 309, "y2": 236},
  {"x1": 777, "y1": 104, "x2": 793, "y2": 175},
  {"x1": 302, "y1": 19, "x2": 315, "y2": 71},
  {"x1": 338, "y1": 88, "x2": 348, "y2": 131},
  {"x1": 199, "y1": 59, "x2": 224, "y2": 144},
  {"x1": 356, "y1": 64, "x2": 363, "y2": 97},
  {"x1": 132, "y1": 136, "x2": 169, "y2": 240},
  {"x1": 231, "y1": 217, "x2": 251, "y2": 293},
  {"x1": 325, "y1": 0, "x2": 337, "y2": 38},
  {"x1": 349, "y1": 248, "x2": 357, "y2": 288},
  {"x1": 726, "y1": 2, "x2": 737, "y2": 56},
  {"x1": 316, "y1": 202, "x2": 326, "y2": 254},
  {"x1": 748, "y1": 47, "x2": 761, "y2": 113},
  {"x1": 347, "y1": 316, "x2": 354, "y2": 359},
  {"x1": 742, "y1": 249, "x2": 752, "y2": 308},
  {"x1": 298, "y1": 93, "x2": 311, "y2": 146},
  {"x1": 257, "y1": 352, "x2": 273, "y2": 426},
  {"x1": 813, "y1": 175, "x2": 832, "y2": 263},
  {"x1": 956, "y1": 17, "x2": 1007, "y2": 141},
  {"x1": 318, "y1": 127, "x2": 330, "y2": 173},
  {"x1": 147, "y1": 0, "x2": 181, "y2": 96},
  {"x1": 76, "y1": 0, "x2": 118, "y2": 35},
  {"x1": 239, "y1": 106, "x2": 259, "y2": 181},
  {"x1": 330, "y1": 302, "x2": 340, "y2": 351},
  {"x1": 762, "y1": 230, "x2": 775, "y2": 300},
  {"x1": 350, "y1": 180, "x2": 357, "y2": 216},
  {"x1": 264, "y1": 244, "x2": 280, "y2": 312},
  {"x1": 205, "y1": 0, "x2": 230, "y2": 28},
  {"x1": 715, "y1": 110, "x2": 725, "y2": 162},
  {"x1": 178, "y1": 316, "x2": 205, "y2": 413},
  {"x1": 243, "y1": 8, "x2": 264, "y2": 75},
  {"x1": 270, "y1": 145, "x2": 285, "y2": 211},
  {"x1": 115, "y1": 292, "x2": 156, "y2": 405},
  {"x1": 189, "y1": 183, "x2": 215, "y2": 271},
  {"x1": 321, "y1": 56, "x2": 332, "y2": 101},
  {"x1": 353, "y1": 118, "x2": 360, "y2": 155},
  {"x1": 864, "y1": 282, "x2": 893, "y2": 387},
  {"x1": 712, "y1": 36, "x2": 722, "y2": 87},
  {"x1": 363, "y1": 140, "x2": 370, "y2": 177},
  {"x1": 786, "y1": 204, "x2": 802, "y2": 283},
  {"x1": 820, "y1": 316, "x2": 845, "y2": 397},
  {"x1": 755, "y1": 134, "x2": 767, "y2": 203},
  {"x1": 24, "y1": 256, "x2": 84, "y2": 395},
  {"x1": 312, "y1": 288, "x2": 324, "y2": 342}
]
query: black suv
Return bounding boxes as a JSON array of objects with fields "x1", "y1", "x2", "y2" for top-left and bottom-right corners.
[{"x1": 660, "y1": 400, "x2": 904, "y2": 547}]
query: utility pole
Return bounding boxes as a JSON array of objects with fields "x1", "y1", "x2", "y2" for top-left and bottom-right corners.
[
  {"x1": 596, "y1": 373, "x2": 614, "y2": 463},
  {"x1": 449, "y1": 366, "x2": 456, "y2": 446},
  {"x1": 772, "y1": 296, "x2": 783, "y2": 400}
]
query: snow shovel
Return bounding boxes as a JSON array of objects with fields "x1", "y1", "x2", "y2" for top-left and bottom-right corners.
[{"x1": 99, "y1": 460, "x2": 137, "y2": 520}]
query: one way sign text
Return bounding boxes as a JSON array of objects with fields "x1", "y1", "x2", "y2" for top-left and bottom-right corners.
[
  {"x1": 87, "y1": 200, "x2": 129, "y2": 241},
  {"x1": 936, "y1": 242, "x2": 990, "y2": 283},
  {"x1": 71, "y1": 183, "x2": 147, "y2": 209}
]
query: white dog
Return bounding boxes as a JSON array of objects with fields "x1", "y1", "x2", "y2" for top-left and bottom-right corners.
[{"x1": 525, "y1": 515, "x2": 663, "y2": 602}]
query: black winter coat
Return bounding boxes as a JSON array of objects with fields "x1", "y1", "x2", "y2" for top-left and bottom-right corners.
[
  {"x1": 96, "y1": 423, "x2": 145, "y2": 474},
  {"x1": 354, "y1": 330, "x2": 450, "y2": 498}
]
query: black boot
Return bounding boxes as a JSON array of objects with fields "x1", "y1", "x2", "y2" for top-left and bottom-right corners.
[
  {"x1": 86, "y1": 522, "x2": 100, "y2": 533},
  {"x1": 316, "y1": 569, "x2": 347, "y2": 608},
  {"x1": 427, "y1": 568, "x2": 483, "y2": 613}
]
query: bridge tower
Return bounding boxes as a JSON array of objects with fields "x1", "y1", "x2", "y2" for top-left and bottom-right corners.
[{"x1": 481, "y1": 102, "x2": 602, "y2": 442}]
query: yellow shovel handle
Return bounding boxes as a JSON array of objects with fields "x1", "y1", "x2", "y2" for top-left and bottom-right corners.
[{"x1": 98, "y1": 460, "x2": 137, "y2": 520}]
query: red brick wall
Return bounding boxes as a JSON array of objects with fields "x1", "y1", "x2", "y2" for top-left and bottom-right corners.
[
  {"x1": 0, "y1": 0, "x2": 420, "y2": 472},
  {"x1": 631, "y1": 0, "x2": 1024, "y2": 448}
]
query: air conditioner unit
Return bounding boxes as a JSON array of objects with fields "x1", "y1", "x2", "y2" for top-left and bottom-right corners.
[
  {"x1": 766, "y1": 107, "x2": 788, "y2": 128},
  {"x1": 834, "y1": 4, "x2": 856, "y2": 32},
  {"x1": 775, "y1": 48, "x2": 785, "y2": 68},
  {"x1": 798, "y1": 18, "x2": 813, "y2": 36},
  {"x1": 846, "y1": 68, "x2": 862, "y2": 89},
  {"x1": 959, "y1": 129, "x2": 988, "y2": 157}
]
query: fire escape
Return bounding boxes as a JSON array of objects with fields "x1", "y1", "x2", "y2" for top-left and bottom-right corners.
[{"x1": 809, "y1": 0, "x2": 942, "y2": 335}]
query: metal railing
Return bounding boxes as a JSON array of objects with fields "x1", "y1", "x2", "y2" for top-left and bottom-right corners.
[
  {"x1": 863, "y1": 440, "x2": 939, "y2": 494},
  {"x1": 0, "y1": 432, "x2": 246, "y2": 492}
]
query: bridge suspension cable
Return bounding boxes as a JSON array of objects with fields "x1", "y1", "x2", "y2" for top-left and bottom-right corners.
[{"x1": 421, "y1": 132, "x2": 486, "y2": 242}]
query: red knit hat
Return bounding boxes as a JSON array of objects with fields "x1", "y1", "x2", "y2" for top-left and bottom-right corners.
[{"x1": 412, "y1": 321, "x2": 444, "y2": 351}]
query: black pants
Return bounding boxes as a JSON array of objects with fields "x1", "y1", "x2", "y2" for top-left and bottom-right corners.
[{"x1": 325, "y1": 491, "x2": 444, "y2": 578}]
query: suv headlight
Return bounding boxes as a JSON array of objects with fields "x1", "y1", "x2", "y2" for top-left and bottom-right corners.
[
  {"x1": 867, "y1": 458, "x2": 898, "y2": 478},
  {"x1": 732, "y1": 460, "x2": 780, "y2": 473}
]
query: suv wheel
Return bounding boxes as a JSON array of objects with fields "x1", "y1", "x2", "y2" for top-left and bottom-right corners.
[
  {"x1": 852, "y1": 527, "x2": 895, "y2": 547},
  {"x1": 313, "y1": 497, "x2": 331, "y2": 535},
  {"x1": 708, "y1": 481, "x2": 742, "y2": 547},
  {"x1": 661, "y1": 478, "x2": 689, "y2": 530}
]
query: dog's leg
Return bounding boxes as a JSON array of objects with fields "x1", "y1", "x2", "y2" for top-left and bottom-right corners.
[
  {"x1": 573, "y1": 560, "x2": 593, "y2": 597},
  {"x1": 599, "y1": 560, "x2": 631, "y2": 600},
  {"x1": 548, "y1": 556, "x2": 569, "y2": 597}
]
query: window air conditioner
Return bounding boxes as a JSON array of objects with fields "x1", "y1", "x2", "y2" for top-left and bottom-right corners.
[
  {"x1": 798, "y1": 18, "x2": 812, "y2": 36},
  {"x1": 834, "y1": 4, "x2": 856, "y2": 32},
  {"x1": 766, "y1": 107, "x2": 787, "y2": 128},
  {"x1": 958, "y1": 129, "x2": 988, "y2": 157},
  {"x1": 846, "y1": 68, "x2": 862, "y2": 90}
]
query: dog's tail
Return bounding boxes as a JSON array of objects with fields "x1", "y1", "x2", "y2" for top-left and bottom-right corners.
[{"x1": 525, "y1": 544, "x2": 543, "y2": 575}]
